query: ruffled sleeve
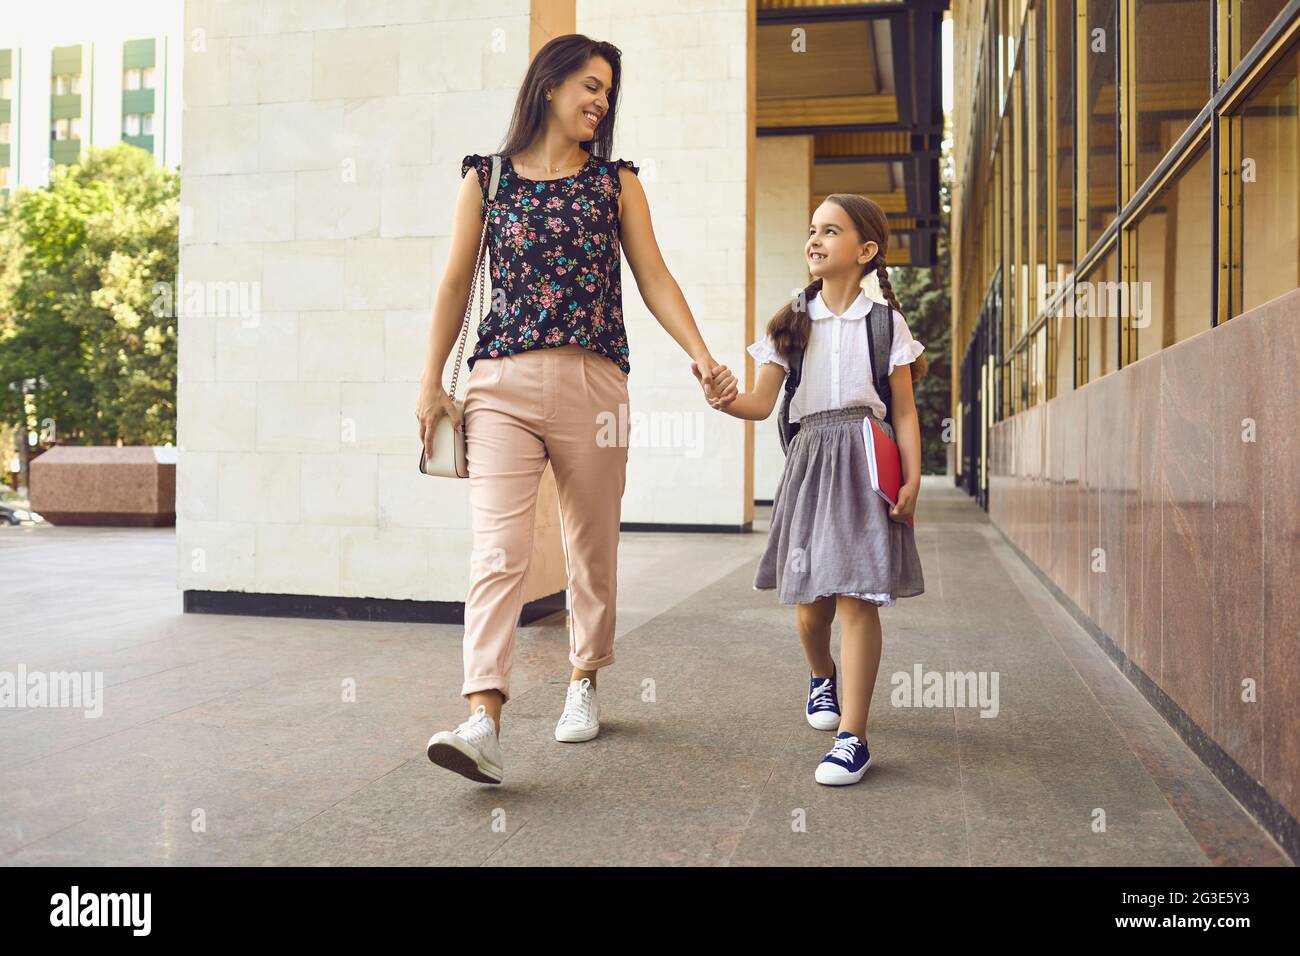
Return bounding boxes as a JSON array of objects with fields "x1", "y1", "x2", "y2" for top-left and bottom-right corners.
[
  {"x1": 747, "y1": 334, "x2": 789, "y2": 370},
  {"x1": 887, "y1": 309, "x2": 925, "y2": 376},
  {"x1": 462, "y1": 153, "x2": 491, "y2": 217},
  {"x1": 607, "y1": 158, "x2": 639, "y2": 204}
]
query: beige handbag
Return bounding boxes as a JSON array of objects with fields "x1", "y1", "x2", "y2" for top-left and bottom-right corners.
[{"x1": 419, "y1": 154, "x2": 503, "y2": 478}]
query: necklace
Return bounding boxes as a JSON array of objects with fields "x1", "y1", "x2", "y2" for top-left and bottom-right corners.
[{"x1": 514, "y1": 150, "x2": 585, "y2": 176}]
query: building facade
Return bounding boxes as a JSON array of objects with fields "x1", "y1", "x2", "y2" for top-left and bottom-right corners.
[
  {"x1": 951, "y1": 0, "x2": 1300, "y2": 855},
  {"x1": 0, "y1": 6, "x2": 184, "y2": 199}
]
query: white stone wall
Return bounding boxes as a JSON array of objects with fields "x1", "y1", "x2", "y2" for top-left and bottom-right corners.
[
  {"x1": 176, "y1": 0, "x2": 568, "y2": 603},
  {"x1": 577, "y1": 0, "x2": 751, "y2": 526},
  {"x1": 754, "y1": 135, "x2": 813, "y2": 501}
]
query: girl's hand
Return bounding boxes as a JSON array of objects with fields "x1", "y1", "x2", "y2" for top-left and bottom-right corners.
[
  {"x1": 691, "y1": 361, "x2": 738, "y2": 409},
  {"x1": 691, "y1": 352, "x2": 720, "y2": 395},
  {"x1": 889, "y1": 479, "x2": 919, "y2": 522}
]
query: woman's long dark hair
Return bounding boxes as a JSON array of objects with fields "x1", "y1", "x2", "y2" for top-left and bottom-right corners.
[
  {"x1": 766, "y1": 194, "x2": 928, "y2": 380},
  {"x1": 495, "y1": 34, "x2": 625, "y2": 162}
]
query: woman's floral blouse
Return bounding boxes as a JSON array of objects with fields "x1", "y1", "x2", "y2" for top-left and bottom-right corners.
[{"x1": 461, "y1": 152, "x2": 640, "y2": 376}]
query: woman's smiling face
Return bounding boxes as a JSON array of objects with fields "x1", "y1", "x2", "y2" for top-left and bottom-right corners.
[
  {"x1": 550, "y1": 55, "x2": 613, "y2": 142},
  {"x1": 807, "y1": 202, "x2": 878, "y2": 275}
]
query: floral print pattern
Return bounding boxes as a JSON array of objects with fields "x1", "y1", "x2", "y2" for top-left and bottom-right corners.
[{"x1": 461, "y1": 152, "x2": 640, "y2": 376}]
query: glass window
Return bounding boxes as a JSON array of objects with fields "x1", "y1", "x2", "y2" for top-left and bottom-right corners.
[
  {"x1": 1034, "y1": 325, "x2": 1047, "y2": 406},
  {"x1": 1002, "y1": 117, "x2": 1013, "y2": 360},
  {"x1": 1131, "y1": 142, "x2": 1212, "y2": 357},
  {"x1": 0, "y1": 77, "x2": 11, "y2": 98},
  {"x1": 125, "y1": 68, "x2": 141, "y2": 91},
  {"x1": 1055, "y1": 0, "x2": 1075, "y2": 275},
  {"x1": 1019, "y1": 63, "x2": 1031, "y2": 337},
  {"x1": 142, "y1": 112, "x2": 154, "y2": 135},
  {"x1": 1134, "y1": 1, "x2": 1210, "y2": 189},
  {"x1": 70, "y1": 73, "x2": 81, "y2": 95},
  {"x1": 70, "y1": 117, "x2": 82, "y2": 140},
  {"x1": 1235, "y1": 1, "x2": 1291, "y2": 71},
  {"x1": 1005, "y1": 0, "x2": 1017, "y2": 105},
  {"x1": 1085, "y1": 0, "x2": 1119, "y2": 253},
  {"x1": 0, "y1": 122, "x2": 9, "y2": 144},
  {"x1": 1054, "y1": 290, "x2": 1075, "y2": 398},
  {"x1": 54, "y1": 74, "x2": 66, "y2": 95},
  {"x1": 1235, "y1": 38, "x2": 1300, "y2": 315},
  {"x1": 1035, "y1": 6, "x2": 1049, "y2": 305},
  {"x1": 50, "y1": 118, "x2": 68, "y2": 140},
  {"x1": 142, "y1": 66, "x2": 156, "y2": 90},
  {"x1": 1084, "y1": 245, "x2": 1120, "y2": 382},
  {"x1": 124, "y1": 113, "x2": 141, "y2": 136}
]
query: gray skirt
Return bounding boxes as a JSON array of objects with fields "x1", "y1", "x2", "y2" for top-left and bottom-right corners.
[{"x1": 755, "y1": 405, "x2": 925, "y2": 606}]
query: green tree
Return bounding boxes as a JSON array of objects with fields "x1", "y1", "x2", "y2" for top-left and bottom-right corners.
[{"x1": 0, "y1": 144, "x2": 179, "y2": 447}]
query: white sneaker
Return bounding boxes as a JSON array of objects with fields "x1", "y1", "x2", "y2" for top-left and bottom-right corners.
[
  {"x1": 554, "y1": 677, "x2": 599, "y2": 742},
  {"x1": 814, "y1": 732, "x2": 873, "y2": 786},
  {"x1": 426, "y1": 705, "x2": 504, "y2": 784}
]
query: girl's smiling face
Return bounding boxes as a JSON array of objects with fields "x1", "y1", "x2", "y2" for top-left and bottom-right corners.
[{"x1": 807, "y1": 202, "x2": 878, "y2": 276}]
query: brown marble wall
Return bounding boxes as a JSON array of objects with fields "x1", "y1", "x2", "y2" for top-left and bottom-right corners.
[{"x1": 988, "y1": 288, "x2": 1300, "y2": 827}]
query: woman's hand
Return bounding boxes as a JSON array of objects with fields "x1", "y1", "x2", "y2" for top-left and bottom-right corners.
[
  {"x1": 889, "y1": 479, "x2": 919, "y2": 522},
  {"x1": 416, "y1": 380, "x2": 462, "y2": 458},
  {"x1": 690, "y1": 360, "x2": 738, "y2": 409}
]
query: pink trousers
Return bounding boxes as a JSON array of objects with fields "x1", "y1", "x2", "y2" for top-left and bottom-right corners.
[{"x1": 460, "y1": 346, "x2": 629, "y2": 702}]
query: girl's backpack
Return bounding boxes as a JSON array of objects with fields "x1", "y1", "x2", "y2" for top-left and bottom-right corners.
[{"x1": 777, "y1": 299, "x2": 894, "y2": 455}]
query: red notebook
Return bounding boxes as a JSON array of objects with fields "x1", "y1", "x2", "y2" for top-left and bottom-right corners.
[{"x1": 863, "y1": 417, "x2": 913, "y2": 527}]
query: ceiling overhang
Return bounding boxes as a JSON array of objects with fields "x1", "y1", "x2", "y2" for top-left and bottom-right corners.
[{"x1": 757, "y1": 0, "x2": 948, "y2": 267}]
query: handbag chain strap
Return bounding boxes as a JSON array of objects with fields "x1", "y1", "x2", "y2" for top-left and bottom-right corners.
[{"x1": 447, "y1": 154, "x2": 502, "y2": 402}]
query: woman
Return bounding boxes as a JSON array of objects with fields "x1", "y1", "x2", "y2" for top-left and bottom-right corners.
[{"x1": 419, "y1": 35, "x2": 738, "y2": 784}]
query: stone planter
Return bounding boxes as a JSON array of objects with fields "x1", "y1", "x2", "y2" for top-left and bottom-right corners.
[{"x1": 29, "y1": 446, "x2": 177, "y2": 526}]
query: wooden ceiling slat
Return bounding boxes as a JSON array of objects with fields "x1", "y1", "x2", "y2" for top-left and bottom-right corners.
[
  {"x1": 760, "y1": 0, "x2": 908, "y2": 9},
  {"x1": 757, "y1": 21, "x2": 881, "y2": 99},
  {"x1": 811, "y1": 190, "x2": 909, "y2": 214},
  {"x1": 758, "y1": 94, "x2": 899, "y2": 126},
  {"x1": 816, "y1": 131, "x2": 911, "y2": 155}
]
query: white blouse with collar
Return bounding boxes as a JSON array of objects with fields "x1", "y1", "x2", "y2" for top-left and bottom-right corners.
[{"x1": 746, "y1": 289, "x2": 925, "y2": 423}]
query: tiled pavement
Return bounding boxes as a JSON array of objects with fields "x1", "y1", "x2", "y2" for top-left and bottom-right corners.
[{"x1": 0, "y1": 477, "x2": 1289, "y2": 865}]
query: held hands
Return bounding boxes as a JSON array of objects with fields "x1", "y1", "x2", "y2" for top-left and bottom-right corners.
[
  {"x1": 889, "y1": 479, "x2": 920, "y2": 522},
  {"x1": 690, "y1": 356, "x2": 739, "y2": 410}
]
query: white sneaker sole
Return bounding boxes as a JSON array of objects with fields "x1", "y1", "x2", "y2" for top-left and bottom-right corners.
[
  {"x1": 426, "y1": 732, "x2": 503, "y2": 784},
  {"x1": 806, "y1": 709, "x2": 841, "y2": 731},
  {"x1": 815, "y1": 753, "x2": 872, "y2": 786},
  {"x1": 554, "y1": 721, "x2": 599, "y2": 743}
]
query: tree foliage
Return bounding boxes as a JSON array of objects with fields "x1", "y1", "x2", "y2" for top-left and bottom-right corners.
[{"x1": 0, "y1": 144, "x2": 179, "y2": 445}]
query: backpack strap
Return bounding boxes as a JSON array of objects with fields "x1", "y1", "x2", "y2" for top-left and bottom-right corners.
[
  {"x1": 777, "y1": 345, "x2": 803, "y2": 455},
  {"x1": 785, "y1": 345, "x2": 804, "y2": 391},
  {"x1": 863, "y1": 300, "x2": 894, "y2": 425}
]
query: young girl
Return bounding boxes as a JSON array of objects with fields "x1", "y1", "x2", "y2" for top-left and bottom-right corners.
[{"x1": 700, "y1": 194, "x2": 927, "y2": 786}]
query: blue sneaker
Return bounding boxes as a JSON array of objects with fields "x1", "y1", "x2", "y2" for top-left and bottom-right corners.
[
  {"x1": 806, "y1": 665, "x2": 841, "y2": 730},
  {"x1": 815, "y1": 732, "x2": 872, "y2": 785}
]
